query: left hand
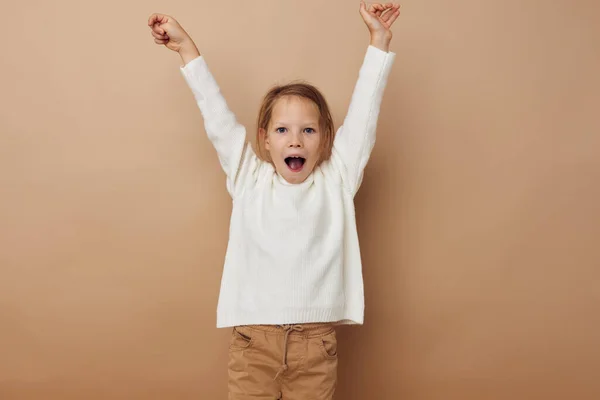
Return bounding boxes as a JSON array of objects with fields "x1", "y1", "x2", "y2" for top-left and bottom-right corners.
[{"x1": 359, "y1": 2, "x2": 401, "y2": 43}]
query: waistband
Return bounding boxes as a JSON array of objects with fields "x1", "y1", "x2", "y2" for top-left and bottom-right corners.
[{"x1": 240, "y1": 323, "x2": 334, "y2": 337}]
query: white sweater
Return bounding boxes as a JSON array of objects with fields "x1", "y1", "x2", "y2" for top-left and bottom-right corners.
[{"x1": 180, "y1": 46, "x2": 396, "y2": 328}]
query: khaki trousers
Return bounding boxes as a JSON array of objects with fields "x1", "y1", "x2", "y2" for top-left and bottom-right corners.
[{"x1": 228, "y1": 324, "x2": 338, "y2": 400}]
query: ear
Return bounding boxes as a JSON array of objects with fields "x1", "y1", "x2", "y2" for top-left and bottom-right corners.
[{"x1": 260, "y1": 128, "x2": 270, "y2": 151}]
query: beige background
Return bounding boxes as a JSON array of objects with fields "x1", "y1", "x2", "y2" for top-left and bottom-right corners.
[{"x1": 1, "y1": 0, "x2": 599, "y2": 399}]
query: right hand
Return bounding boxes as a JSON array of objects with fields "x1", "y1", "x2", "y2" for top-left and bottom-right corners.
[
  {"x1": 359, "y1": 2, "x2": 400, "y2": 42},
  {"x1": 147, "y1": 13, "x2": 193, "y2": 53}
]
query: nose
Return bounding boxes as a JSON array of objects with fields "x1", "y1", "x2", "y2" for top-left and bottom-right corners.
[{"x1": 288, "y1": 130, "x2": 303, "y2": 148}]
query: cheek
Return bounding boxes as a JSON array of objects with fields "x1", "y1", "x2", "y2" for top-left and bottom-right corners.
[
  {"x1": 310, "y1": 135, "x2": 322, "y2": 152},
  {"x1": 267, "y1": 138, "x2": 283, "y2": 157},
  {"x1": 265, "y1": 134, "x2": 278, "y2": 151}
]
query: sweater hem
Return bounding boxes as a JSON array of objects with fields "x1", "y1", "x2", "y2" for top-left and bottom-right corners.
[{"x1": 216, "y1": 306, "x2": 364, "y2": 328}]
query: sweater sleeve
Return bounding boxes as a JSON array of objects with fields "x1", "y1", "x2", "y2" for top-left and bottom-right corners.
[
  {"x1": 331, "y1": 45, "x2": 396, "y2": 196},
  {"x1": 179, "y1": 56, "x2": 254, "y2": 197}
]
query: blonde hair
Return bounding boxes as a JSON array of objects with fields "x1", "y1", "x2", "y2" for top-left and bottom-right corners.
[{"x1": 256, "y1": 82, "x2": 335, "y2": 165}]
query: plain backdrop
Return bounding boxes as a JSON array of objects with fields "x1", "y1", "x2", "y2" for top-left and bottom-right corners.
[{"x1": 1, "y1": 0, "x2": 599, "y2": 399}]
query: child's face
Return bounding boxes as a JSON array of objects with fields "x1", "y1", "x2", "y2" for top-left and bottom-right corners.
[{"x1": 262, "y1": 96, "x2": 322, "y2": 184}]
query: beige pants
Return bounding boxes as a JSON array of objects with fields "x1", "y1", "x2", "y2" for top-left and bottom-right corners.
[{"x1": 228, "y1": 324, "x2": 338, "y2": 400}]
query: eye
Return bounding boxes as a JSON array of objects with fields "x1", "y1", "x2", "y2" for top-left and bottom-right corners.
[
  {"x1": 304, "y1": 128, "x2": 316, "y2": 134},
  {"x1": 276, "y1": 127, "x2": 287, "y2": 133}
]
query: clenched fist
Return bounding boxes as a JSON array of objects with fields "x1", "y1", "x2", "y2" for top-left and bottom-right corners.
[
  {"x1": 359, "y1": 2, "x2": 401, "y2": 51},
  {"x1": 148, "y1": 13, "x2": 200, "y2": 64}
]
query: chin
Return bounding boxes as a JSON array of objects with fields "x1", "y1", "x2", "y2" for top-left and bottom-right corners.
[
  {"x1": 282, "y1": 173, "x2": 309, "y2": 184},
  {"x1": 278, "y1": 165, "x2": 314, "y2": 184}
]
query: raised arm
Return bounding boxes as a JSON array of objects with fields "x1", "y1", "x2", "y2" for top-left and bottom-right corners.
[
  {"x1": 331, "y1": 2, "x2": 400, "y2": 195},
  {"x1": 148, "y1": 13, "x2": 251, "y2": 196}
]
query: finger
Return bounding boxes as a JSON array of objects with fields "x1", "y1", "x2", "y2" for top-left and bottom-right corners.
[
  {"x1": 151, "y1": 23, "x2": 166, "y2": 36},
  {"x1": 371, "y1": 4, "x2": 385, "y2": 17},
  {"x1": 359, "y1": 0, "x2": 366, "y2": 9},
  {"x1": 387, "y1": 9, "x2": 401, "y2": 26},
  {"x1": 359, "y1": 1, "x2": 369, "y2": 16},
  {"x1": 381, "y1": 5, "x2": 399, "y2": 22},
  {"x1": 151, "y1": 29, "x2": 168, "y2": 40},
  {"x1": 154, "y1": 38, "x2": 168, "y2": 45},
  {"x1": 148, "y1": 13, "x2": 166, "y2": 26},
  {"x1": 380, "y1": 7, "x2": 394, "y2": 22}
]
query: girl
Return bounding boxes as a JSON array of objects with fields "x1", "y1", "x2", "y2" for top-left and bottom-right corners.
[{"x1": 148, "y1": 2, "x2": 400, "y2": 399}]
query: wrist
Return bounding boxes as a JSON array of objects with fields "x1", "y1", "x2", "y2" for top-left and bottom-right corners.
[
  {"x1": 179, "y1": 39, "x2": 201, "y2": 64},
  {"x1": 370, "y1": 33, "x2": 391, "y2": 52}
]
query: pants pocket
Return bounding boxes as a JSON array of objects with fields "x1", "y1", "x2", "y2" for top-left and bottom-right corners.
[
  {"x1": 229, "y1": 326, "x2": 254, "y2": 351},
  {"x1": 318, "y1": 330, "x2": 338, "y2": 360}
]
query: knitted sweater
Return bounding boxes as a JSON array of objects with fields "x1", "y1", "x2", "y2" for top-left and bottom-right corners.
[{"x1": 180, "y1": 45, "x2": 396, "y2": 328}]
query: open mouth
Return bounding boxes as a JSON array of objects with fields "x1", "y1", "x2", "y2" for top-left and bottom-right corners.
[{"x1": 284, "y1": 156, "x2": 306, "y2": 172}]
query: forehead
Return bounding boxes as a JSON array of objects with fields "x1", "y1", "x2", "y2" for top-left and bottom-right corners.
[{"x1": 271, "y1": 96, "x2": 320, "y2": 123}]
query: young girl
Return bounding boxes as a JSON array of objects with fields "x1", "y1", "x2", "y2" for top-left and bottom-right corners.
[{"x1": 148, "y1": 2, "x2": 399, "y2": 399}]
